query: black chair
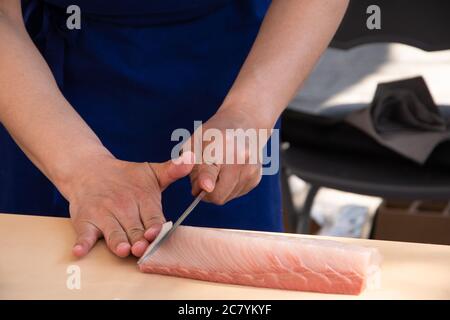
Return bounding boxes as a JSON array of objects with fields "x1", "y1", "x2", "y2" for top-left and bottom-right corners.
[{"x1": 281, "y1": 0, "x2": 450, "y2": 234}]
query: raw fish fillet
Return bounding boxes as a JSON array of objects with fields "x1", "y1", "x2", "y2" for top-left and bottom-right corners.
[{"x1": 139, "y1": 224, "x2": 381, "y2": 295}]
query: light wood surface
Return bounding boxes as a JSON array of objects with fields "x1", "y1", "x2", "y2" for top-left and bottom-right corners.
[{"x1": 0, "y1": 213, "x2": 449, "y2": 299}]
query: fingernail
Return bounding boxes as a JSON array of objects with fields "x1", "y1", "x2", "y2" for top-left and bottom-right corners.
[
  {"x1": 145, "y1": 226, "x2": 162, "y2": 241},
  {"x1": 72, "y1": 245, "x2": 84, "y2": 257},
  {"x1": 204, "y1": 179, "x2": 214, "y2": 192},
  {"x1": 134, "y1": 240, "x2": 147, "y2": 249},
  {"x1": 116, "y1": 242, "x2": 131, "y2": 257},
  {"x1": 132, "y1": 240, "x2": 147, "y2": 257}
]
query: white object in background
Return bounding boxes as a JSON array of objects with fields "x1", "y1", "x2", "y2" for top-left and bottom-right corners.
[{"x1": 319, "y1": 205, "x2": 369, "y2": 238}]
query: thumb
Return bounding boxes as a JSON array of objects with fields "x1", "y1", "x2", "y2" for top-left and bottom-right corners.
[
  {"x1": 72, "y1": 221, "x2": 101, "y2": 258},
  {"x1": 149, "y1": 151, "x2": 195, "y2": 191}
]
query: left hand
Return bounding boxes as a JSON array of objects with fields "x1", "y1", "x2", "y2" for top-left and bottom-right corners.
[{"x1": 188, "y1": 107, "x2": 271, "y2": 205}]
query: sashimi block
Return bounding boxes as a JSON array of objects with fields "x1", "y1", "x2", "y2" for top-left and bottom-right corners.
[{"x1": 139, "y1": 224, "x2": 381, "y2": 295}]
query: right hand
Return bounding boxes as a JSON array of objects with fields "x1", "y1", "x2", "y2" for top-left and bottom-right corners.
[{"x1": 65, "y1": 152, "x2": 194, "y2": 258}]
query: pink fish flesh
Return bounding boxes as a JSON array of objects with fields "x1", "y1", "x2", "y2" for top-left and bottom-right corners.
[{"x1": 139, "y1": 225, "x2": 381, "y2": 295}]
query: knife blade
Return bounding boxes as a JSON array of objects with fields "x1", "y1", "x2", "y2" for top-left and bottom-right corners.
[{"x1": 137, "y1": 190, "x2": 206, "y2": 265}]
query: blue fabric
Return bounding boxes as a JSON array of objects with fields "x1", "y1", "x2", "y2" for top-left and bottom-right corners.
[{"x1": 0, "y1": 0, "x2": 282, "y2": 232}]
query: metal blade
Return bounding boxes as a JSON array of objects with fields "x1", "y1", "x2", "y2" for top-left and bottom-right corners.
[{"x1": 137, "y1": 190, "x2": 206, "y2": 265}]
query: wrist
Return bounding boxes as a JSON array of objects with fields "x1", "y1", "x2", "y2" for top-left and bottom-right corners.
[
  {"x1": 49, "y1": 144, "x2": 116, "y2": 200},
  {"x1": 220, "y1": 94, "x2": 279, "y2": 130}
]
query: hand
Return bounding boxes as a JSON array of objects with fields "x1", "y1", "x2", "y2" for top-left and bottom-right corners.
[
  {"x1": 188, "y1": 108, "x2": 270, "y2": 205},
  {"x1": 66, "y1": 152, "x2": 194, "y2": 258}
]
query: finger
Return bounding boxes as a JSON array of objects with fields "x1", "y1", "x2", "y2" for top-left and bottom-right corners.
[
  {"x1": 101, "y1": 214, "x2": 131, "y2": 258},
  {"x1": 192, "y1": 162, "x2": 221, "y2": 195},
  {"x1": 110, "y1": 200, "x2": 150, "y2": 257},
  {"x1": 121, "y1": 218, "x2": 149, "y2": 257},
  {"x1": 203, "y1": 166, "x2": 238, "y2": 205},
  {"x1": 72, "y1": 220, "x2": 102, "y2": 258},
  {"x1": 189, "y1": 172, "x2": 202, "y2": 196},
  {"x1": 144, "y1": 224, "x2": 163, "y2": 242},
  {"x1": 150, "y1": 151, "x2": 195, "y2": 191},
  {"x1": 232, "y1": 165, "x2": 262, "y2": 199},
  {"x1": 139, "y1": 197, "x2": 166, "y2": 242}
]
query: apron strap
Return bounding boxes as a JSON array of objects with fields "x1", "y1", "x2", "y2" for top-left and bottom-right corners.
[{"x1": 23, "y1": 1, "x2": 82, "y2": 90}]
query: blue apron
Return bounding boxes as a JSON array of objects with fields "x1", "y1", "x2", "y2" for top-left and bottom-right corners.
[{"x1": 0, "y1": 0, "x2": 282, "y2": 232}]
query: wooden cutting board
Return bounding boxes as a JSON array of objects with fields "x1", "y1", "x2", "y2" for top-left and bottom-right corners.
[{"x1": 0, "y1": 213, "x2": 449, "y2": 299}]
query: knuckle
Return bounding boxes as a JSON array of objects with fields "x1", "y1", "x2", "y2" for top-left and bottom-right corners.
[
  {"x1": 107, "y1": 229, "x2": 125, "y2": 245},
  {"x1": 251, "y1": 173, "x2": 262, "y2": 188},
  {"x1": 216, "y1": 199, "x2": 227, "y2": 205},
  {"x1": 126, "y1": 226, "x2": 144, "y2": 238},
  {"x1": 210, "y1": 193, "x2": 227, "y2": 206},
  {"x1": 203, "y1": 162, "x2": 220, "y2": 174},
  {"x1": 101, "y1": 213, "x2": 119, "y2": 228},
  {"x1": 76, "y1": 219, "x2": 100, "y2": 233},
  {"x1": 244, "y1": 166, "x2": 261, "y2": 182},
  {"x1": 77, "y1": 231, "x2": 92, "y2": 241},
  {"x1": 78, "y1": 208, "x2": 107, "y2": 226},
  {"x1": 252, "y1": 177, "x2": 262, "y2": 189},
  {"x1": 142, "y1": 215, "x2": 164, "y2": 227},
  {"x1": 120, "y1": 210, "x2": 138, "y2": 223},
  {"x1": 111, "y1": 201, "x2": 139, "y2": 222},
  {"x1": 247, "y1": 164, "x2": 259, "y2": 175}
]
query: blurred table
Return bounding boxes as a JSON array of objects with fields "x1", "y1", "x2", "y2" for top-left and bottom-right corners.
[{"x1": 0, "y1": 213, "x2": 449, "y2": 299}]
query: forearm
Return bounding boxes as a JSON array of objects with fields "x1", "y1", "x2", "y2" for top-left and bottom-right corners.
[
  {"x1": 0, "y1": 4, "x2": 112, "y2": 198},
  {"x1": 221, "y1": 0, "x2": 349, "y2": 128}
]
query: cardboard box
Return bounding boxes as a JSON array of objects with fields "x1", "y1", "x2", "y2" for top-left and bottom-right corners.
[{"x1": 371, "y1": 200, "x2": 450, "y2": 245}]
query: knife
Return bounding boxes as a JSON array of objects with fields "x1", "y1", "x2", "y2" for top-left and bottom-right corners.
[{"x1": 137, "y1": 190, "x2": 206, "y2": 265}]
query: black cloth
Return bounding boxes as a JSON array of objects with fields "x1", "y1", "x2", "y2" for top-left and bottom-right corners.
[
  {"x1": 282, "y1": 77, "x2": 450, "y2": 168},
  {"x1": 345, "y1": 77, "x2": 450, "y2": 163},
  {"x1": 332, "y1": 0, "x2": 450, "y2": 52}
]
